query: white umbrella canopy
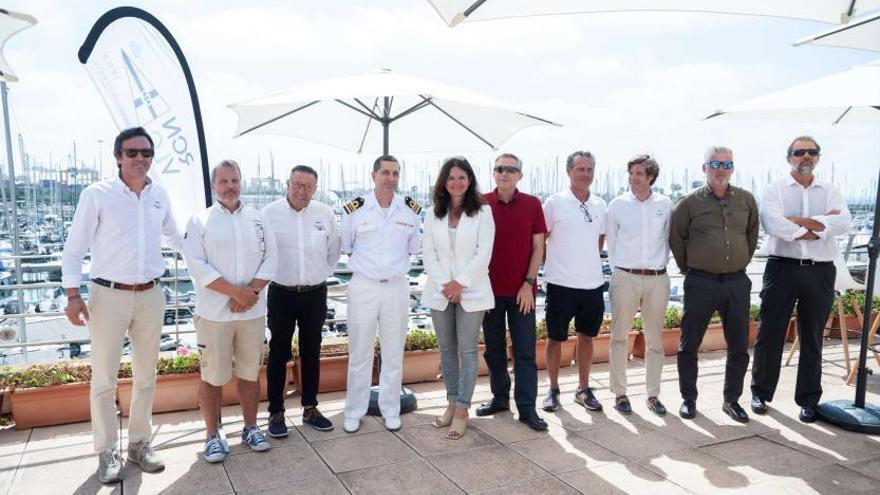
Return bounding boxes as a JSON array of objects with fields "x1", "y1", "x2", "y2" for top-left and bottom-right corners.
[
  {"x1": 705, "y1": 60, "x2": 880, "y2": 124},
  {"x1": 0, "y1": 9, "x2": 37, "y2": 82},
  {"x1": 795, "y1": 10, "x2": 880, "y2": 53},
  {"x1": 427, "y1": 0, "x2": 880, "y2": 27},
  {"x1": 229, "y1": 71, "x2": 560, "y2": 154}
]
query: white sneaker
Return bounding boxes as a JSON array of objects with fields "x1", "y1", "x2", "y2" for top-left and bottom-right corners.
[
  {"x1": 384, "y1": 416, "x2": 402, "y2": 431},
  {"x1": 343, "y1": 417, "x2": 361, "y2": 433}
]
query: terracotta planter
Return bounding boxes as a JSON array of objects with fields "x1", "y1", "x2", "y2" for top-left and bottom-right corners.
[
  {"x1": 633, "y1": 327, "x2": 681, "y2": 358},
  {"x1": 477, "y1": 344, "x2": 490, "y2": 376},
  {"x1": 525, "y1": 337, "x2": 578, "y2": 369},
  {"x1": 117, "y1": 372, "x2": 200, "y2": 417},
  {"x1": 402, "y1": 349, "x2": 442, "y2": 384},
  {"x1": 698, "y1": 323, "x2": 726, "y2": 352},
  {"x1": 830, "y1": 313, "x2": 878, "y2": 338},
  {"x1": 590, "y1": 331, "x2": 638, "y2": 364},
  {"x1": 316, "y1": 354, "x2": 349, "y2": 393},
  {"x1": 11, "y1": 382, "x2": 91, "y2": 429},
  {"x1": 748, "y1": 320, "x2": 759, "y2": 347},
  {"x1": 221, "y1": 364, "x2": 294, "y2": 406}
]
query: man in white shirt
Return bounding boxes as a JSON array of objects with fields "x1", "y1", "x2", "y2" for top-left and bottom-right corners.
[
  {"x1": 183, "y1": 160, "x2": 278, "y2": 462},
  {"x1": 606, "y1": 154, "x2": 673, "y2": 416},
  {"x1": 341, "y1": 155, "x2": 421, "y2": 433},
  {"x1": 62, "y1": 127, "x2": 181, "y2": 483},
  {"x1": 262, "y1": 165, "x2": 340, "y2": 437},
  {"x1": 541, "y1": 151, "x2": 607, "y2": 414},
  {"x1": 750, "y1": 136, "x2": 852, "y2": 423}
]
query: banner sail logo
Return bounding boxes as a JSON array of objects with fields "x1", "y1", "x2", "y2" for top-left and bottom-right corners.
[{"x1": 80, "y1": 8, "x2": 211, "y2": 230}]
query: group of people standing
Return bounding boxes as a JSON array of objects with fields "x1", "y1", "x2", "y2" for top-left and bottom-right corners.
[{"x1": 61, "y1": 127, "x2": 850, "y2": 484}]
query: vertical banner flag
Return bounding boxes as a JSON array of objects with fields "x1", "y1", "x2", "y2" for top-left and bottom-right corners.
[{"x1": 78, "y1": 7, "x2": 211, "y2": 231}]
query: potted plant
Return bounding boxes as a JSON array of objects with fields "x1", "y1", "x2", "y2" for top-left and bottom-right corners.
[
  {"x1": 313, "y1": 341, "x2": 350, "y2": 393},
  {"x1": 117, "y1": 347, "x2": 201, "y2": 416},
  {"x1": 633, "y1": 307, "x2": 684, "y2": 357},
  {"x1": 591, "y1": 316, "x2": 638, "y2": 364},
  {"x1": 531, "y1": 320, "x2": 579, "y2": 369},
  {"x1": 401, "y1": 329, "x2": 442, "y2": 384},
  {"x1": 2, "y1": 362, "x2": 92, "y2": 429},
  {"x1": 830, "y1": 290, "x2": 880, "y2": 338}
]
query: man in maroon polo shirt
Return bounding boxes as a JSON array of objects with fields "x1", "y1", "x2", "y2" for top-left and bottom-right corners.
[{"x1": 475, "y1": 152, "x2": 548, "y2": 431}]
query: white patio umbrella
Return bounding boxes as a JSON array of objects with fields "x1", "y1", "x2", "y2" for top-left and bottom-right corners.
[
  {"x1": 705, "y1": 60, "x2": 880, "y2": 124},
  {"x1": 228, "y1": 71, "x2": 560, "y2": 155},
  {"x1": 706, "y1": 61, "x2": 880, "y2": 434},
  {"x1": 0, "y1": 9, "x2": 37, "y2": 82},
  {"x1": 426, "y1": 0, "x2": 880, "y2": 27},
  {"x1": 795, "y1": 10, "x2": 880, "y2": 53}
]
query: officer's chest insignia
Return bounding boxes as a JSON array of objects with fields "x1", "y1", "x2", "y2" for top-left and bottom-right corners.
[
  {"x1": 343, "y1": 197, "x2": 364, "y2": 215},
  {"x1": 405, "y1": 196, "x2": 422, "y2": 215}
]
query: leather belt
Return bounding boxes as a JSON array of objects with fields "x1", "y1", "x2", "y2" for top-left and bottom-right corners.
[
  {"x1": 618, "y1": 267, "x2": 667, "y2": 276},
  {"x1": 92, "y1": 278, "x2": 158, "y2": 291},
  {"x1": 687, "y1": 269, "x2": 744, "y2": 281},
  {"x1": 768, "y1": 256, "x2": 833, "y2": 267},
  {"x1": 270, "y1": 281, "x2": 327, "y2": 293}
]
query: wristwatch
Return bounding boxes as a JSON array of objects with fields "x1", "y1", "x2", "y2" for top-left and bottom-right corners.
[{"x1": 524, "y1": 277, "x2": 536, "y2": 286}]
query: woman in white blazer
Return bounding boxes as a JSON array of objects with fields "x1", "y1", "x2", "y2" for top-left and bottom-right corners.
[{"x1": 421, "y1": 157, "x2": 495, "y2": 439}]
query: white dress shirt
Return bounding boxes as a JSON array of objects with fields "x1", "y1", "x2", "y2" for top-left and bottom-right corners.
[
  {"x1": 183, "y1": 203, "x2": 278, "y2": 321},
  {"x1": 341, "y1": 192, "x2": 421, "y2": 280},
  {"x1": 761, "y1": 174, "x2": 852, "y2": 261},
  {"x1": 606, "y1": 191, "x2": 673, "y2": 270},
  {"x1": 62, "y1": 175, "x2": 182, "y2": 289},
  {"x1": 543, "y1": 189, "x2": 606, "y2": 290},
  {"x1": 262, "y1": 197, "x2": 341, "y2": 286}
]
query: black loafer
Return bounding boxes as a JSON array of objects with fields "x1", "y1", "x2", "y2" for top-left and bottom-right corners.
[
  {"x1": 679, "y1": 400, "x2": 697, "y2": 419},
  {"x1": 799, "y1": 406, "x2": 817, "y2": 423},
  {"x1": 518, "y1": 413, "x2": 548, "y2": 431},
  {"x1": 750, "y1": 396, "x2": 768, "y2": 415},
  {"x1": 722, "y1": 401, "x2": 749, "y2": 423},
  {"x1": 647, "y1": 397, "x2": 667, "y2": 416},
  {"x1": 475, "y1": 400, "x2": 509, "y2": 417},
  {"x1": 614, "y1": 396, "x2": 632, "y2": 415}
]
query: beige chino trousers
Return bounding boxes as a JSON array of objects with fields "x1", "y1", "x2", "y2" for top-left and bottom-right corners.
[
  {"x1": 609, "y1": 270, "x2": 670, "y2": 398},
  {"x1": 87, "y1": 283, "x2": 165, "y2": 452}
]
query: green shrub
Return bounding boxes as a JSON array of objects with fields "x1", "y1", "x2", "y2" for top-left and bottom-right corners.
[
  {"x1": 664, "y1": 307, "x2": 683, "y2": 328},
  {"x1": 404, "y1": 329, "x2": 439, "y2": 351},
  {"x1": 0, "y1": 362, "x2": 92, "y2": 389},
  {"x1": 840, "y1": 290, "x2": 880, "y2": 316}
]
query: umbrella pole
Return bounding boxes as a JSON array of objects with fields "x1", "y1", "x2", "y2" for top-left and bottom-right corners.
[
  {"x1": 817, "y1": 168, "x2": 880, "y2": 433},
  {"x1": 383, "y1": 96, "x2": 390, "y2": 155}
]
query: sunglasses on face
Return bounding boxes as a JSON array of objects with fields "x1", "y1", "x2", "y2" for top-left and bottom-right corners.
[
  {"x1": 790, "y1": 149, "x2": 819, "y2": 157},
  {"x1": 493, "y1": 165, "x2": 520, "y2": 174},
  {"x1": 122, "y1": 148, "x2": 155, "y2": 158},
  {"x1": 707, "y1": 160, "x2": 734, "y2": 170}
]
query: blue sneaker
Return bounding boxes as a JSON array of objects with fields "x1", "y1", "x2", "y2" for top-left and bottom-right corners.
[
  {"x1": 267, "y1": 412, "x2": 289, "y2": 438},
  {"x1": 203, "y1": 435, "x2": 227, "y2": 463},
  {"x1": 242, "y1": 425, "x2": 271, "y2": 452}
]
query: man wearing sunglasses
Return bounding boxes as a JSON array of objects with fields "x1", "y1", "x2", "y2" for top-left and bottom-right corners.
[
  {"x1": 541, "y1": 151, "x2": 607, "y2": 415},
  {"x1": 750, "y1": 136, "x2": 851, "y2": 423},
  {"x1": 62, "y1": 127, "x2": 182, "y2": 483},
  {"x1": 670, "y1": 146, "x2": 759, "y2": 423},
  {"x1": 477, "y1": 153, "x2": 549, "y2": 431},
  {"x1": 183, "y1": 160, "x2": 278, "y2": 462}
]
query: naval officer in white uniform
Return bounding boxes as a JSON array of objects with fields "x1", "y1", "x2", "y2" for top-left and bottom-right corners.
[{"x1": 341, "y1": 154, "x2": 421, "y2": 433}]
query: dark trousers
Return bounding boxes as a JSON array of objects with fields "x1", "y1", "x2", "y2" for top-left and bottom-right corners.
[
  {"x1": 482, "y1": 296, "x2": 538, "y2": 414},
  {"x1": 751, "y1": 259, "x2": 835, "y2": 408},
  {"x1": 266, "y1": 284, "x2": 327, "y2": 413},
  {"x1": 678, "y1": 270, "x2": 751, "y2": 403}
]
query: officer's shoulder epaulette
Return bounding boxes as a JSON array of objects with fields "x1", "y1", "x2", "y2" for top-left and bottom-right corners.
[
  {"x1": 343, "y1": 197, "x2": 365, "y2": 215},
  {"x1": 404, "y1": 196, "x2": 422, "y2": 215}
]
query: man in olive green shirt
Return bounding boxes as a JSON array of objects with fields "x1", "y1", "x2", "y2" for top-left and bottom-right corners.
[{"x1": 670, "y1": 145, "x2": 759, "y2": 423}]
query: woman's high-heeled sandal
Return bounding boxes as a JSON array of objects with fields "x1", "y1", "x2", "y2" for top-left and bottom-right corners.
[{"x1": 447, "y1": 416, "x2": 467, "y2": 440}]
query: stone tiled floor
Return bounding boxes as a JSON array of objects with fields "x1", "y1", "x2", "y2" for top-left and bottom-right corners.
[{"x1": 2, "y1": 342, "x2": 879, "y2": 494}]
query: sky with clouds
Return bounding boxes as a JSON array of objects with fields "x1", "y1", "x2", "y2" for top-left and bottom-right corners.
[{"x1": 2, "y1": 0, "x2": 878, "y2": 200}]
